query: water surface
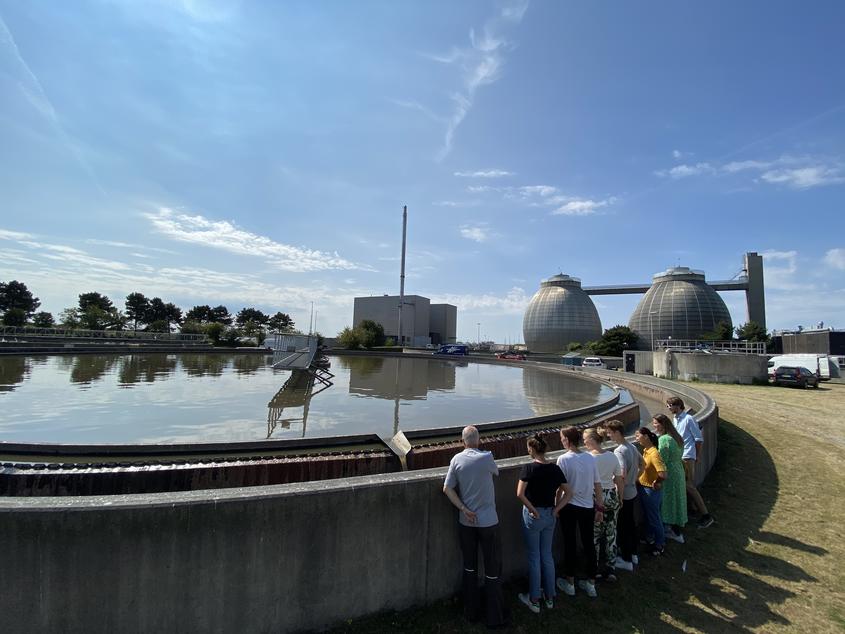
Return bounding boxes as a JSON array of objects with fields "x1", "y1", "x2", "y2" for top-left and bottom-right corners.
[{"x1": 0, "y1": 353, "x2": 613, "y2": 444}]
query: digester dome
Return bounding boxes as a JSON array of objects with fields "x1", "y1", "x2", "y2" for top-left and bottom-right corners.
[
  {"x1": 628, "y1": 267, "x2": 732, "y2": 348},
  {"x1": 522, "y1": 274, "x2": 602, "y2": 353}
]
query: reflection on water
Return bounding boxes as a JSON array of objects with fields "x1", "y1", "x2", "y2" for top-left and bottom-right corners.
[
  {"x1": 0, "y1": 354, "x2": 614, "y2": 444},
  {"x1": 341, "y1": 356, "x2": 457, "y2": 400},
  {"x1": 523, "y1": 369, "x2": 603, "y2": 416}
]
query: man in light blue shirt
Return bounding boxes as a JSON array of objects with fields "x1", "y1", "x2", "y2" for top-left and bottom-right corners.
[
  {"x1": 667, "y1": 397, "x2": 714, "y2": 528},
  {"x1": 443, "y1": 426, "x2": 507, "y2": 626}
]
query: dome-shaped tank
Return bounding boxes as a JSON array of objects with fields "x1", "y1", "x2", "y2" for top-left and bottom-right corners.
[
  {"x1": 523, "y1": 274, "x2": 602, "y2": 353},
  {"x1": 628, "y1": 267, "x2": 732, "y2": 349}
]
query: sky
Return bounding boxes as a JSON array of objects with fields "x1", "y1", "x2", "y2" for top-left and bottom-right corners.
[{"x1": 1, "y1": 0, "x2": 844, "y2": 343}]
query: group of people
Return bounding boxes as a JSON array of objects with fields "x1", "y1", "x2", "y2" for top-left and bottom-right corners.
[{"x1": 442, "y1": 396, "x2": 714, "y2": 625}]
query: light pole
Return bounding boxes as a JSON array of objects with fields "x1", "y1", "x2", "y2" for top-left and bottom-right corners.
[
  {"x1": 649, "y1": 310, "x2": 659, "y2": 351},
  {"x1": 477, "y1": 322, "x2": 481, "y2": 347}
]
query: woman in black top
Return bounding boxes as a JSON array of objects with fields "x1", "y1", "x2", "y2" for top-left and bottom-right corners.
[{"x1": 516, "y1": 434, "x2": 572, "y2": 613}]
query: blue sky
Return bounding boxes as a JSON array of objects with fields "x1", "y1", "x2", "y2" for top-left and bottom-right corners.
[{"x1": 1, "y1": 0, "x2": 843, "y2": 342}]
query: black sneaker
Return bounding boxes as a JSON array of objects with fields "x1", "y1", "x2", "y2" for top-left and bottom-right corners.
[
  {"x1": 698, "y1": 514, "x2": 715, "y2": 529},
  {"x1": 651, "y1": 545, "x2": 665, "y2": 556}
]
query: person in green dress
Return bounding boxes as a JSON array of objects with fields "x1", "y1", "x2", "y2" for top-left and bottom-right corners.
[{"x1": 652, "y1": 414, "x2": 688, "y2": 544}]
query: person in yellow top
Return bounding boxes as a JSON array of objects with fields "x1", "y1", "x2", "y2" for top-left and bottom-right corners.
[{"x1": 635, "y1": 427, "x2": 667, "y2": 556}]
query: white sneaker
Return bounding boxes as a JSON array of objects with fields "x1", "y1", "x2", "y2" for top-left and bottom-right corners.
[
  {"x1": 577, "y1": 579, "x2": 597, "y2": 598},
  {"x1": 556, "y1": 577, "x2": 575, "y2": 596},
  {"x1": 614, "y1": 559, "x2": 634, "y2": 572},
  {"x1": 631, "y1": 555, "x2": 639, "y2": 565},
  {"x1": 518, "y1": 593, "x2": 540, "y2": 614},
  {"x1": 667, "y1": 531, "x2": 685, "y2": 544}
]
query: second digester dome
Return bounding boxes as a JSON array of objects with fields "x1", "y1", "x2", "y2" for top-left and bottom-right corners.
[
  {"x1": 523, "y1": 274, "x2": 602, "y2": 353},
  {"x1": 628, "y1": 267, "x2": 732, "y2": 349}
]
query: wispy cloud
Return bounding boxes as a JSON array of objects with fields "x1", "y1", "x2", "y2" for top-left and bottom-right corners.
[
  {"x1": 431, "y1": 286, "x2": 529, "y2": 315},
  {"x1": 824, "y1": 248, "x2": 845, "y2": 271},
  {"x1": 551, "y1": 197, "x2": 617, "y2": 216},
  {"x1": 655, "y1": 162, "x2": 715, "y2": 179},
  {"x1": 459, "y1": 223, "x2": 492, "y2": 242},
  {"x1": 145, "y1": 207, "x2": 373, "y2": 272},
  {"x1": 85, "y1": 239, "x2": 177, "y2": 254},
  {"x1": 0, "y1": 15, "x2": 105, "y2": 196},
  {"x1": 0, "y1": 229, "x2": 34, "y2": 241},
  {"x1": 433, "y1": 200, "x2": 479, "y2": 208},
  {"x1": 423, "y1": 1, "x2": 529, "y2": 160},
  {"x1": 454, "y1": 169, "x2": 514, "y2": 178},
  {"x1": 760, "y1": 166, "x2": 845, "y2": 189},
  {"x1": 656, "y1": 154, "x2": 845, "y2": 189}
]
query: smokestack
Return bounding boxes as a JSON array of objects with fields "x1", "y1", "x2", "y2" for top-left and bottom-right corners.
[{"x1": 397, "y1": 205, "x2": 408, "y2": 345}]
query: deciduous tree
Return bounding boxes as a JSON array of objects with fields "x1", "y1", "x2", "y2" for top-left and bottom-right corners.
[{"x1": 0, "y1": 280, "x2": 40, "y2": 318}]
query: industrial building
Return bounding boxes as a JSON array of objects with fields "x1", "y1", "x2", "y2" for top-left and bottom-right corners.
[
  {"x1": 352, "y1": 295, "x2": 457, "y2": 347},
  {"x1": 523, "y1": 252, "x2": 767, "y2": 353}
]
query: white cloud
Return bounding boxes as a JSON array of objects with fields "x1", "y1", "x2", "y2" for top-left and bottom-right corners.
[
  {"x1": 761, "y1": 249, "x2": 801, "y2": 291},
  {"x1": 519, "y1": 185, "x2": 558, "y2": 197},
  {"x1": 423, "y1": 2, "x2": 528, "y2": 160},
  {"x1": 433, "y1": 200, "x2": 479, "y2": 207},
  {"x1": 551, "y1": 197, "x2": 617, "y2": 216},
  {"x1": 0, "y1": 229, "x2": 34, "y2": 241},
  {"x1": 454, "y1": 169, "x2": 513, "y2": 178},
  {"x1": 655, "y1": 154, "x2": 845, "y2": 190},
  {"x1": 655, "y1": 162, "x2": 714, "y2": 179},
  {"x1": 459, "y1": 224, "x2": 491, "y2": 243},
  {"x1": 145, "y1": 207, "x2": 372, "y2": 272},
  {"x1": 824, "y1": 248, "x2": 845, "y2": 271},
  {"x1": 431, "y1": 286, "x2": 529, "y2": 315},
  {"x1": 760, "y1": 166, "x2": 845, "y2": 189}
]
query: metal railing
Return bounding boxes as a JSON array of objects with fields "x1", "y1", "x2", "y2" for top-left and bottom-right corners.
[
  {"x1": 655, "y1": 339, "x2": 766, "y2": 354},
  {"x1": 0, "y1": 325, "x2": 208, "y2": 342}
]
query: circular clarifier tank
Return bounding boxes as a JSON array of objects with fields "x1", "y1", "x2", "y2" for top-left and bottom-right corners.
[
  {"x1": 523, "y1": 274, "x2": 602, "y2": 353},
  {"x1": 628, "y1": 266, "x2": 732, "y2": 348}
]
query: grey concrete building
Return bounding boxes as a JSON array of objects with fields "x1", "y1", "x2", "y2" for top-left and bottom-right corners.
[
  {"x1": 353, "y1": 295, "x2": 456, "y2": 347},
  {"x1": 429, "y1": 303, "x2": 457, "y2": 345}
]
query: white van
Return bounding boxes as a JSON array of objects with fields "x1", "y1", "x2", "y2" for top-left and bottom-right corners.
[{"x1": 767, "y1": 354, "x2": 838, "y2": 381}]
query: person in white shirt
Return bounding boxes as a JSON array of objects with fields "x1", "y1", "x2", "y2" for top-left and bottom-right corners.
[
  {"x1": 555, "y1": 426, "x2": 602, "y2": 598},
  {"x1": 584, "y1": 428, "x2": 624, "y2": 581},
  {"x1": 666, "y1": 397, "x2": 714, "y2": 528}
]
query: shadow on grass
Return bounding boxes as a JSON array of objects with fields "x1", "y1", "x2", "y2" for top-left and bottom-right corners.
[{"x1": 329, "y1": 417, "x2": 820, "y2": 633}]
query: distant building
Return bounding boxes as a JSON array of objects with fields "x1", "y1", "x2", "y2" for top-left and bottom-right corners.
[
  {"x1": 352, "y1": 295, "x2": 457, "y2": 347},
  {"x1": 774, "y1": 329, "x2": 845, "y2": 356}
]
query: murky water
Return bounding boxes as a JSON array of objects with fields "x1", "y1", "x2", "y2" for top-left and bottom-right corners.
[{"x1": 0, "y1": 353, "x2": 614, "y2": 444}]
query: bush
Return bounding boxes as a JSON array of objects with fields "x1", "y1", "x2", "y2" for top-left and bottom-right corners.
[
  {"x1": 205, "y1": 322, "x2": 225, "y2": 344},
  {"x1": 338, "y1": 327, "x2": 361, "y2": 349},
  {"x1": 1, "y1": 308, "x2": 26, "y2": 327}
]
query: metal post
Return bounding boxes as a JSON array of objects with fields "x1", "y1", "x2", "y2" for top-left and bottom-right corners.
[
  {"x1": 477, "y1": 322, "x2": 481, "y2": 346},
  {"x1": 398, "y1": 205, "x2": 408, "y2": 345}
]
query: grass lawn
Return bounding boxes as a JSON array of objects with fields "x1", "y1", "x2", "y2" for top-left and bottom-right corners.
[{"x1": 333, "y1": 382, "x2": 845, "y2": 633}]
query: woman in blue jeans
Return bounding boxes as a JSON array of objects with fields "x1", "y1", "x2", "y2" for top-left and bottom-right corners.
[
  {"x1": 516, "y1": 434, "x2": 571, "y2": 613},
  {"x1": 635, "y1": 427, "x2": 668, "y2": 556}
]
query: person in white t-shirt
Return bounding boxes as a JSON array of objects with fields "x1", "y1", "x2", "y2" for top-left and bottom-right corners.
[
  {"x1": 555, "y1": 426, "x2": 602, "y2": 598},
  {"x1": 584, "y1": 428, "x2": 624, "y2": 581}
]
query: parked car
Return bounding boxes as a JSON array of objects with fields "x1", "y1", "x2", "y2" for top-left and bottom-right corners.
[
  {"x1": 773, "y1": 366, "x2": 819, "y2": 389},
  {"x1": 582, "y1": 357, "x2": 605, "y2": 369},
  {"x1": 495, "y1": 351, "x2": 526, "y2": 360}
]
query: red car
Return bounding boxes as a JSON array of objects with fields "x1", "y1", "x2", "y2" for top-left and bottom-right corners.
[{"x1": 495, "y1": 351, "x2": 526, "y2": 360}]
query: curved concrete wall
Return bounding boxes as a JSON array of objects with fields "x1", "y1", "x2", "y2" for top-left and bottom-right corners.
[{"x1": 0, "y1": 372, "x2": 718, "y2": 633}]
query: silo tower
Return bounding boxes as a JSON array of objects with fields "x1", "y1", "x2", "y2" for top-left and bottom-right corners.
[
  {"x1": 523, "y1": 274, "x2": 603, "y2": 353},
  {"x1": 628, "y1": 267, "x2": 732, "y2": 349}
]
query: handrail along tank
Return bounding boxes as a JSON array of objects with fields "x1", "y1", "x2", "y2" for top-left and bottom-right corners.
[
  {"x1": 523, "y1": 274, "x2": 602, "y2": 353},
  {"x1": 629, "y1": 266, "x2": 732, "y2": 350}
]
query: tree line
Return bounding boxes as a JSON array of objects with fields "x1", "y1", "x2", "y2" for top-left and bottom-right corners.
[{"x1": 0, "y1": 280, "x2": 296, "y2": 346}]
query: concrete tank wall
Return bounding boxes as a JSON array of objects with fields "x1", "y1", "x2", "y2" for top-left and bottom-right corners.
[
  {"x1": 654, "y1": 351, "x2": 768, "y2": 385},
  {"x1": 0, "y1": 374, "x2": 718, "y2": 634}
]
